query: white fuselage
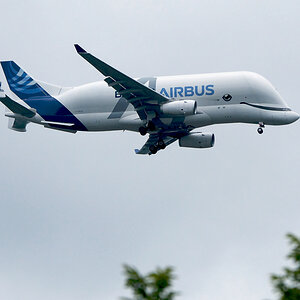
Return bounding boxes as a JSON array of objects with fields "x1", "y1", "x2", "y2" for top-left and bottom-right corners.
[{"x1": 54, "y1": 71, "x2": 298, "y2": 132}]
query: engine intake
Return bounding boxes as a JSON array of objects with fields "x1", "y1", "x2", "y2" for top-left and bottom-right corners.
[
  {"x1": 161, "y1": 100, "x2": 197, "y2": 116},
  {"x1": 179, "y1": 133, "x2": 215, "y2": 149}
]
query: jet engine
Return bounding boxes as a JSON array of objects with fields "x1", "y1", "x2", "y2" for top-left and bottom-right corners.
[
  {"x1": 179, "y1": 132, "x2": 215, "y2": 148},
  {"x1": 160, "y1": 100, "x2": 197, "y2": 116}
]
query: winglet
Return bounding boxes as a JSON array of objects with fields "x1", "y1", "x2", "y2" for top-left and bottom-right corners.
[{"x1": 74, "y1": 44, "x2": 87, "y2": 54}]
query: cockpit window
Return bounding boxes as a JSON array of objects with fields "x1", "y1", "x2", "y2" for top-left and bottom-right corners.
[{"x1": 223, "y1": 94, "x2": 232, "y2": 101}]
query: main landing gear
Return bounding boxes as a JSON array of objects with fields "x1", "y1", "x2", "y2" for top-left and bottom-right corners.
[
  {"x1": 138, "y1": 120, "x2": 156, "y2": 136},
  {"x1": 138, "y1": 126, "x2": 148, "y2": 136},
  {"x1": 157, "y1": 139, "x2": 166, "y2": 149},
  {"x1": 149, "y1": 145, "x2": 158, "y2": 154},
  {"x1": 257, "y1": 122, "x2": 265, "y2": 134},
  {"x1": 149, "y1": 140, "x2": 166, "y2": 155},
  {"x1": 138, "y1": 120, "x2": 166, "y2": 155}
]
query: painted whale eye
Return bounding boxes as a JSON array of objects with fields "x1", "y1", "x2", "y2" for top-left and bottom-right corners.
[{"x1": 222, "y1": 94, "x2": 232, "y2": 101}]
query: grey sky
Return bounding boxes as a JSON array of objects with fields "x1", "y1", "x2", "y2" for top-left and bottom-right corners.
[{"x1": 0, "y1": 0, "x2": 299, "y2": 299}]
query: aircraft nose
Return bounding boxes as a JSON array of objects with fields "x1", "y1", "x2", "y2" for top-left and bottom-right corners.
[{"x1": 286, "y1": 111, "x2": 300, "y2": 124}]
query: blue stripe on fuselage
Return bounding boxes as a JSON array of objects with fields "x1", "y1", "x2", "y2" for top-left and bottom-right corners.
[{"x1": 25, "y1": 96, "x2": 87, "y2": 130}]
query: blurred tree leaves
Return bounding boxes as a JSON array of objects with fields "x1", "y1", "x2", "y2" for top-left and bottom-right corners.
[
  {"x1": 122, "y1": 264, "x2": 178, "y2": 300},
  {"x1": 271, "y1": 233, "x2": 300, "y2": 300}
]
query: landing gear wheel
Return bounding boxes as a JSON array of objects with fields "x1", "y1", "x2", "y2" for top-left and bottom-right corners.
[
  {"x1": 139, "y1": 126, "x2": 148, "y2": 136},
  {"x1": 157, "y1": 140, "x2": 166, "y2": 149},
  {"x1": 257, "y1": 127, "x2": 263, "y2": 134},
  {"x1": 149, "y1": 145, "x2": 158, "y2": 154},
  {"x1": 147, "y1": 121, "x2": 156, "y2": 131}
]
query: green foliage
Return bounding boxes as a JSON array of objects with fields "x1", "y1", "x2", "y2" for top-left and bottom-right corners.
[
  {"x1": 122, "y1": 264, "x2": 178, "y2": 300},
  {"x1": 271, "y1": 233, "x2": 300, "y2": 300}
]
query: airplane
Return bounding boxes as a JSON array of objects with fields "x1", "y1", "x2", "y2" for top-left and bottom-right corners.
[{"x1": 0, "y1": 44, "x2": 298, "y2": 155}]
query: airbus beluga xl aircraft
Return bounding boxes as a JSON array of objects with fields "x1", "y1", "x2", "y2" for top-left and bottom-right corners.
[{"x1": 0, "y1": 45, "x2": 298, "y2": 155}]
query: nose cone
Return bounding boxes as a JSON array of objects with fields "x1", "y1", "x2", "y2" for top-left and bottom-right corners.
[{"x1": 286, "y1": 111, "x2": 300, "y2": 124}]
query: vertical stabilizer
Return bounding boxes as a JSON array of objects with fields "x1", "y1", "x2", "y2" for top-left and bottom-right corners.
[{"x1": 1, "y1": 61, "x2": 50, "y2": 99}]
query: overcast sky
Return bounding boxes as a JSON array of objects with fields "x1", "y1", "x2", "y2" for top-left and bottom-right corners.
[{"x1": 0, "y1": 1, "x2": 299, "y2": 299}]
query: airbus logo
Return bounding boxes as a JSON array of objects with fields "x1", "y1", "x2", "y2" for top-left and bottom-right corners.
[
  {"x1": 115, "y1": 84, "x2": 215, "y2": 99},
  {"x1": 160, "y1": 85, "x2": 215, "y2": 98}
]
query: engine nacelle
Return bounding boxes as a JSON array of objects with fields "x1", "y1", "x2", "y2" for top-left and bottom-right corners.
[
  {"x1": 160, "y1": 100, "x2": 197, "y2": 116},
  {"x1": 179, "y1": 133, "x2": 215, "y2": 149}
]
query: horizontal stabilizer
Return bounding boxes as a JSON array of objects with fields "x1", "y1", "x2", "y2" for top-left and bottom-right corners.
[{"x1": 0, "y1": 94, "x2": 36, "y2": 118}]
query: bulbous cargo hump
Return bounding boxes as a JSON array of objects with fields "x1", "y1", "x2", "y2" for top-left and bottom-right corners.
[{"x1": 242, "y1": 71, "x2": 288, "y2": 107}]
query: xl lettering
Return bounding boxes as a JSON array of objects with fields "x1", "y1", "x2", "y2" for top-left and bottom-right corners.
[{"x1": 110, "y1": 77, "x2": 157, "y2": 119}]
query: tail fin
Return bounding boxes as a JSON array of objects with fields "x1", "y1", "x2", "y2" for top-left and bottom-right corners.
[
  {"x1": 1, "y1": 61, "x2": 70, "y2": 99},
  {"x1": 1, "y1": 61, "x2": 50, "y2": 100}
]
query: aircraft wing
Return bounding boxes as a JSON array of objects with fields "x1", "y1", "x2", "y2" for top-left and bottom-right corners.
[
  {"x1": 74, "y1": 45, "x2": 194, "y2": 155},
  {"x1": 135, "y1": 133, "x2": 178, "y2": 155},
  {"x1": 74, "y1": 44, "x2": 169, "y2": 120}
]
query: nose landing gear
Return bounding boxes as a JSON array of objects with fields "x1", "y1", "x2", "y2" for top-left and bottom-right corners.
[
  {"x1": 257, "y1": 122, "x2": 265, "y2": 134},
  {"x1": 257, "y1": 127, "x2": 263, "y2": 134}
]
